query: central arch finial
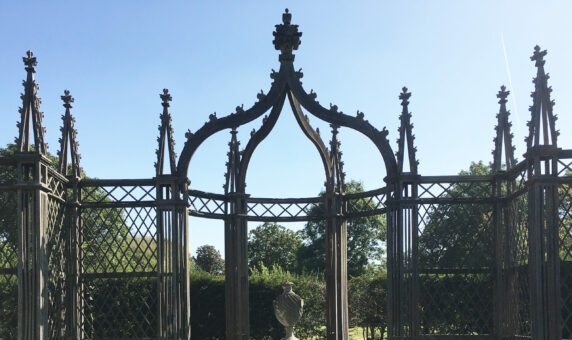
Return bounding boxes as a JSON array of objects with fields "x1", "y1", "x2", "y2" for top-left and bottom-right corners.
[{"x1": 273, "y1": 8, "x2": 302, "y2": 62}]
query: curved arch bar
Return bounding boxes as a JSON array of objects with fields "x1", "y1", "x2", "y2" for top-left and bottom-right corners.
[
  {"x1": 177, "y1": 71, "x2": 289, "y2": 177},
  {"x1": 287, "y1": 78, "x2": 398, "y2": 179},
  {"x1": 287, "y1": 91, "x2": 334, "y2": 189},
  {"x1": 237, "y1": 92, "x2": 287, "y2": 191}
]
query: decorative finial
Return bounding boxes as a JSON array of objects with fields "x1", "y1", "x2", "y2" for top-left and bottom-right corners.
[
  {"x1": 23, "y1": 50, "x2": 37, "y2": 73},
  {"x1": 531, "y1": 45, "x2": 547, "y2": 67},
  {"x1": 160, "y1": 88, "x2": 172, "y2": 108},
  {"x1": 273, "y1": 9, "x2": 302, "y2": 62},
  {"x1": 497, "y1": 85, "x2": 509, "y2": 105},
  {"x1": 61, "y1": 89, "x2": 74, "y2": 109},
  {"x1": 399, "y1": 87, "x2": 411, "y2": 106},
  {"x1": 283, "y1": 8, "x2": 291, "y2": 24}
]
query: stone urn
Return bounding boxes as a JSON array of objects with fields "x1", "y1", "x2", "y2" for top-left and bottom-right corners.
[{"x1": 273, "y1": 281, "x2": 304, "y2": 340}]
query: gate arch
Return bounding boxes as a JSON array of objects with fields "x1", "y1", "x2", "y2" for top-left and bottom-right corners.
[{"x1": 179, "y1": 9, "x2": 397, "y2": 339}]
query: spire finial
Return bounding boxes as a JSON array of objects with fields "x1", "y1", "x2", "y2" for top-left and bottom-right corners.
[
  {"x1": 399, "y1": 87, "x2": 411, "y2": 106},
  {"x1": 23, "y1": 50, "x2": 37, "y2": 73},
  {"x1": 17, "y1": 50, "x2": 47, "y2": 154},
  {"x1": 525, "y1": 45, "x2": 558, "y2": 149},
  {"x1": 155, "y1": 88, "x2": 178, "y2": 175},
  {"x1": 160, "y1": 88, "x2": 172, "y2": 108},
  {"x1": 493, "y1": 85, "x2": 515, "y2": 172},
  {"x1": 396, "y1": 87, "x2": 418, "y2": 174},
  {"x1": 273, "y1": 9, "x2": 302, "y2": 62},
  {"x1": 61, "y1": 89, "x2": 74, "y2": 109},
  {"x1": 531, "y1": 45, "x2": 547, "y2": 67},
  {"x1": 58, "y1": 89, "x2": 82, "y2": 177}
]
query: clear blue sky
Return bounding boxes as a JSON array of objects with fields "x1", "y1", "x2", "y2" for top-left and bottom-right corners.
[{"x1": 1, "y1": 1, "x2": 571, "y2": 256}]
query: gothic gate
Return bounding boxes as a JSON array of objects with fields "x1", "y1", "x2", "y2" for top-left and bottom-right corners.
[{"x1": 0, "y1": 9, "x2": 571, "y2": 340}]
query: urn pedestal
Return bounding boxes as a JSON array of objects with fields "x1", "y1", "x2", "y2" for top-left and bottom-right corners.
[{"x1": 273, "y1": 281, "x2": 304, "y2": 340}]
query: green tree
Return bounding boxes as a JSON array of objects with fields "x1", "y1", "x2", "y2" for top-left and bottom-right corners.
[
  {"x1": 418, "y1": 161, "x2": 493, "y2": 269},
  {"x1": 195, "y1": 245, "x2": 224, "y2": 275},
  {"x1": 248, "y1": 222, "x2": 303, "y2": 272},
  {"x1": 348, "y1": 270, "x2": 387, "y2": 339},
  {"x1": 298, "y1": 180, "x2": 386, "y2": 277}
]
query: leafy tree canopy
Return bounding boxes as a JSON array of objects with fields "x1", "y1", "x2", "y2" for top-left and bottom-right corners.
[
  {"x1": 195, "y1": 245, "x2": 224, "y2": 275},
  {"x1": 248, "y1": 222, "x2": 303, "y2": 273},
  {"x1": 298, "y1": 180, "x2": 386, "y2": 277},
  {"x1": 419, "y1": 161, "x2": 493, "y2": 269}
]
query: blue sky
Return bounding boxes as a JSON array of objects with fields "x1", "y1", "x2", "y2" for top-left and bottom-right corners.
[{"x1": 1, "y1": 1, "x2": 571, "y2": 256}]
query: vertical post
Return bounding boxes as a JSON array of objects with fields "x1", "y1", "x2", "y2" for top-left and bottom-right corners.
[
  {"x1": 16, "y1": 154, "x2": 51, "y2": 340},
  {"x1": 493, "y1": 172, "x2": 505, "y2": 340},
  {"x1": 527, "y1": 148, "x2": 561, "y2": 340},
  {"x1": 68, "y1": 177, "x2": 82, "y2": 339},
  {"x1": 386, "y1": 181, "x2": 402, "y2": 339},
  {"x1": 156, "y1": 176, "x2": 191, "y2": 339},
  {"x1": 224, "y1": 191, "x2": 250, "y2": 340},
  {"x1": 325, "y1": 186, "x2": 349, "y2": 340}
]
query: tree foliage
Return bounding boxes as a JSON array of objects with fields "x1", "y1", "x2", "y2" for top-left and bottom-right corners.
[
  {"x1": 195, "y1": 244, "x2": 225, "y2": 275},
  {"x1": 248, "y1": 222, "x2": 303, "y2": 272},
  {"x1": 418, "y1": 161, "x2": 493, "y2": 269},
  {"x1": 298, "y1": 180, "x2": 386, "y2": 276}
]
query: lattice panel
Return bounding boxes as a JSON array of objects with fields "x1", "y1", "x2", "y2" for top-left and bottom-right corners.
[
  {"x1": 418, "y1": 180, "x2": 492, "y2": 201},
  {"x1": 558, "y1": 159, "x2": 572, "y2": 177},
  {"x1": 0, "y1": 274, "x2": 17, "y2": 339},
  {"x1": 47, "y1": 195, "x2": 69, "y2": 338},
  {"x1": 418, "y1": 203, "x2": 493, "y2": 270},
  {"x1": 418, "y1": 273, "x2": 493, "y2": 335},
  {"x1": 81, "y1": 206, "x2": 157, "y2": 273},
  {"x1": 80, "y1": 277, "x2": 158, "y2": 339},
  {"x1": 559, "y1": 183, "x2": 572, "y2": 338},
  {"x1": 188, "y1": 192, "x2": 226, "y2": 216},
  {"x1": 345, "y1": 190, "x2": 386, "y2": 217},
  {"x1": 47, "y1": 169, "x2": 66, "y2": 201},
  {"x1": 507, "y1": 193, "x2": 531, "y2": 337},
  {"x1": 0, "y1": 189, "x2": 17, "y2": 270},
  {"x1": 79, "y1": 182, "x2": 159, "y2": 339},
  {"x1": 82, "y1": 184, "x2": 155, "y2": 204},
  {"x1": 246, "y1": 198, "x2": 320, "y2": 221},
  {"x1": 0, "y1": 165, "x2": 17, "y2": 339}
]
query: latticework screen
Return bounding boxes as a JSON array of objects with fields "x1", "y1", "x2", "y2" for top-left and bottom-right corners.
[
  {"x1": 0, "y1": 164, "x2": 17, "y2": 339},
  {"x1": 79, "y1": 182, "x2": 158, "y2": 339}
]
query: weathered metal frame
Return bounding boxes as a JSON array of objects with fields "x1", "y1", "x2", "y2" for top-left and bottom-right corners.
[{"x1": 1, "y1": 10, "x2": 571, "y2": 340}]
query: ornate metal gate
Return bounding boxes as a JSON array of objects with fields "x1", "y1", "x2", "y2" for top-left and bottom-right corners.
[{"x1": 0, "y1": 9, "x2": 571, "y2": 340}]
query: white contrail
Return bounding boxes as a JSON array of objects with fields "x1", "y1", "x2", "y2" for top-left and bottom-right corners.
[{"x1": 501, "y1": 32, "x2": 521, "y2": 130}]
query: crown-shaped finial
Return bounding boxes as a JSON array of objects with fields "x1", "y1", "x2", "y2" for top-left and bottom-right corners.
[
  {"x1": 61, "y1": 89, "x2": 74, "y2": 109},
  {"x1": 273, "y1": 9, "x2": 302, "y2": 62},
  {"x1": 160, "y1": 88, "x2": 172, "y2": 108},
  {"x1": 531, "y1": 45, "x2": 547, "y2": 67}
]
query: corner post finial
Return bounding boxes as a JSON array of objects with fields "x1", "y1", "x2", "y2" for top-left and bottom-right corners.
[
  {"x1": 155, "y1": 89, "x2": 178, "y2": 175},
  {"x1": 526, "y1": 45, "x2": 558, "y2": 149},
  {"x1": 273, "y1": 9, "x2": 302, "y2": 62},
  {"x1": 17, "y1": 50, "x2": 47, "y2": 154},
  {"x1": 492, "y1": 85, "x2": 515, "y2": 172},
  {"x1": 57, "y1": 90, "x2": 82, "y2": 177},
  {"x1": 396, "y1": 87, "x2": 418, "y2": 175}
]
